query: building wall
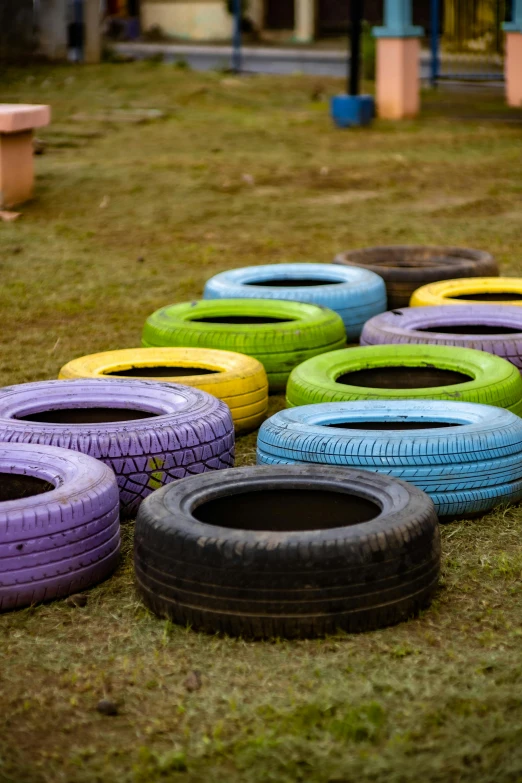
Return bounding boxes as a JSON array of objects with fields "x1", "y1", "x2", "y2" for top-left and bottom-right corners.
[{"x1": 142, "y1": 0, "x2": 233, "y2": 40}]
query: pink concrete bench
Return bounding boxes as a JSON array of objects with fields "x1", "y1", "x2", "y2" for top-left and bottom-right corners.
[{"x1": 0, "y1": 104, "x2": 51, "y2": 208}]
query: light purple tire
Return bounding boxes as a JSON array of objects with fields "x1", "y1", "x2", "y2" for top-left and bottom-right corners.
[
  {"x1": 361, "y1": 305, "x2": 522, "y2": 370},
  {"x1": 0, "y1": 379, "x2": 235, "y2": 518},
  {"x1": 0, "y1": 442, "x2": 120, "y2": 611}
]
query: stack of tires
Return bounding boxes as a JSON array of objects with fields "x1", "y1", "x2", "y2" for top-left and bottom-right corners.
[
  {"x1": 5, "y1": 245, "x2": 522, "y2": 642},
  {"x1": 252, "y1": 247, "x2": 522, "y2": 519},
  {"x1": 269, "y1": 248, "x2": 522, "y2": 523},
  {"x1": 131, "y1": 250, "x2": 522, "y2": 638},
  {"x1": 0, "y1": 378, "x2": 235, "y2": 611},
  {"x1": 133, "y1": 261, "x2": 440, "y2": 638}
]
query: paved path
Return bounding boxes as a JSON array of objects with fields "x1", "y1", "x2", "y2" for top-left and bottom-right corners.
[{"x1": 114, "y1": 42, "x2": 503, "y2": 81}]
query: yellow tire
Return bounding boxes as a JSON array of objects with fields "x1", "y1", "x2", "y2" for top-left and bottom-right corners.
[
  {"x1": 59, "y1": 348, "x2": 268, "y2": 435},
  {"x1": 411, "y1": 277, "x2": 522, "y2": 308}
]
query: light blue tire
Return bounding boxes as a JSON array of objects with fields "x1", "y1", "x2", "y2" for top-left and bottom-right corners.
[
  {"x1": 203, "y1": 263, "x2": 387, "y2": 342},
  {"x1": 256, "y1": 400, "x2": 522, "y2": 517}
]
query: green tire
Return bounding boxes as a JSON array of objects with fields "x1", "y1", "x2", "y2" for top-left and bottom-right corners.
[
  {"x1": 286, "y1": 344, "x2": 522, "y2": 415},
  {"x1": 143, "y1": 299, "x2": 346, "y2": 392}
]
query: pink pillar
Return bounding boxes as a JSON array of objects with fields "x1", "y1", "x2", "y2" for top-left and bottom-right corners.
[
  {"x1": 505, "y1": 32, "x2": 522, "y2": 107},
  {"x1": 376, "y1": 37, "x2": 421, "y2": 120},
  {"x1": 0, "y1": 105, "x2": 51, "y2": 208}
]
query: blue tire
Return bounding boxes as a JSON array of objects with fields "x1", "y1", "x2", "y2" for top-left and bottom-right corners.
[
  {"x1": 203, "y1": 263, "x2": 387, "y2": 342},
  {"x1": 257, "y1": 400, "x2": 522, "y2": 518}
]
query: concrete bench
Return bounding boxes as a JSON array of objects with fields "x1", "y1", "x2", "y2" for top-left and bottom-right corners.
[{"x1": 0, "y1": 105, "x2": 51, "y2": 208}]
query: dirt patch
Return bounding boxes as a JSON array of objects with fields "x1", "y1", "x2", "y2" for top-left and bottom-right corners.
[{"x1": 305, "y1": 191, "x2": 380, "y2": 206}]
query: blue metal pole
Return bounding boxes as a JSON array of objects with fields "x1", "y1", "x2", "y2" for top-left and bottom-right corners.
[
  {"x1": 430, "y1": 0, "x2": 440, "y2": 87},
  {"x1": 232, "y1": 0, "x2": 242, "y2": 73},
  {"x1": 349, "y1": 0, "x2": 363, "y2": 96}
]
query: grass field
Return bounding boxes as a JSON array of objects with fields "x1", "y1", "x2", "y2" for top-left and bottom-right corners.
[{"x1": 1, "y1": 62, "x2": 522, "y2": 783}]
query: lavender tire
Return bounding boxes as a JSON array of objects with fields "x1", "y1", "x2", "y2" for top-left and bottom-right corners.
[
  {"x1": 0, "y1": 442, "x2": 120, "y2": 611},
  {"x1": 0, "y1": 379, "x2": 235, "y2": 518},
  {"x1": 361, "y1": 305, "x2": 522, "y2": 370}
]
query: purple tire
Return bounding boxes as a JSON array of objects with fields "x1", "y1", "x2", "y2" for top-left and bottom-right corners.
[
  {"x1": 0, "y1": 379, "x2": 235, "y2": 518},
  {"x1": 361, "y1": 305, "x2": 522, "y2": 370},
  {"x1": 0, "y1": 442, "x2": 120, "y2": 611}
]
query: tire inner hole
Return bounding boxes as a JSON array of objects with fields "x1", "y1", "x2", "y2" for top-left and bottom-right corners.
[
  {"x1": 326, "y1": 421, "x2": 460, "y2": 430},
  {"x1": 418, "y1": 324, "x2": 521, "y2": 335},
  {"x1": 453, "y1": 293, "x2": 522, "y2": 302},
  {"x1": 0, "y1": 473, "x2": 54, "y2": 501},
  {"x1": 193, "y1": 488, "x2": 380, "y2": 532},
  {"x1": 246, "y1": 278, "x2": 338, "y2": 287},
  {"x1": 107, "y1": 366, "x2": 219, "y2": 378},
  {"x1": 190, "y1": 316, "x2": 293, "y2": 324},
  {"x1": 17, "y1": 408, "x2": 158, "y2": 424},
  {"x1": 336, "y1": 366, "x2": 473, "y2": 389}
]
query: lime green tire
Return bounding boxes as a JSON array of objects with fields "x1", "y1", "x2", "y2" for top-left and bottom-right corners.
[
  {"x1": 143, "y1": 299, "x2": 347, "y2": 392},
  {"x1": 286, "y1": 344, "x2": 522, "y2": 416}
]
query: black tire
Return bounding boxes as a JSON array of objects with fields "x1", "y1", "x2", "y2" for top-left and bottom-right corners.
[
  {"x1": 333, "y1": 246, "x2": 498, "y2": 309},
  {"x1": 134, "y1": 466, "x2": 440, "y2": 638}
]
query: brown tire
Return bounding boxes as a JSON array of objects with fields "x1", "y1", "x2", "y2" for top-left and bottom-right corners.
[{"x1": 333, "y1": 246, "x2": 498, "y2": 309}]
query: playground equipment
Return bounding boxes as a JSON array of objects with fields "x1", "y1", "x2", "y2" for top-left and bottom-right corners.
[
  {"x1": 232, "y1": 0, "x2": 242, "y2": 72},
  {"x1": 429, "y1": 0, "x2": 506, "y2": 86},
  {"x1": 331, "y1": 0, "x2": 375, "y2": 127}
]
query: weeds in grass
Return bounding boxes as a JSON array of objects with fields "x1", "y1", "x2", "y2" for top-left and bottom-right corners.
[{"x1": 1, "y1": 63, "x2": 522, "y2": 783}]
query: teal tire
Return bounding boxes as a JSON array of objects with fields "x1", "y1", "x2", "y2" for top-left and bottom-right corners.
[
  {"x1": 203, "y1": 263, "x2": 386, "y2": 341},
  {"x1": 257, "y1": 401, "x2": 522, "y2": 517}
]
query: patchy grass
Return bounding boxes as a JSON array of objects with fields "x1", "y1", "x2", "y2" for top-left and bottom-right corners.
[{"x1": 1, "y1": 64, "x2": 522, "y2": 783}]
